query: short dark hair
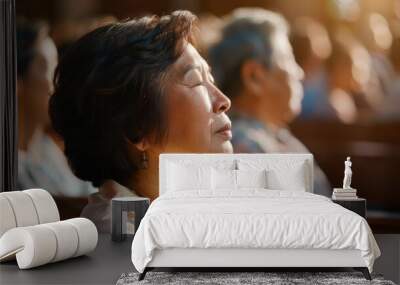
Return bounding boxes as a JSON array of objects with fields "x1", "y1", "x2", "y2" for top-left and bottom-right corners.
[
  {"x1": 49, "y1": 11, "x2": 197, "y2": 187},
  {"x1": 16, "y1": 18, "x2": 48, "y2": 78},
  {"x1": 208, "y1": 8, "x2": 288, "y2": 99}
]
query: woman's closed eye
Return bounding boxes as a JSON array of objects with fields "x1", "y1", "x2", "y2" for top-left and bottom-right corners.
[
  {"x1": 193, "y1": 73, "x2": 215, "y2": 88},
  {"x1": 184, "y1": 69, "x2": 205, "y2": 87},
  {"x1": 182, "y1": 64, "x2": 215, "y2": 88}
]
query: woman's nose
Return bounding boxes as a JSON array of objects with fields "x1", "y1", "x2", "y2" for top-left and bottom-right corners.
[{"x1": 211, "y1": 85, "x2": 231, "y2": 114}]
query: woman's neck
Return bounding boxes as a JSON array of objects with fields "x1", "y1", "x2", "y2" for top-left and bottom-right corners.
[{"x1": 127, "y1": 153, "x2": 159, "y2": 202}]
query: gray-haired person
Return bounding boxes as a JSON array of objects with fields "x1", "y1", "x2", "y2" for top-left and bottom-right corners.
[{"x1": 208, "y1": 8, "x2": 331, "y2": 196}]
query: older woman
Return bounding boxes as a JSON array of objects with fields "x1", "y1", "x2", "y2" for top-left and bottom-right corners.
[{"x1": 49, "y1": 11, "x2": 232, "y2": 231}]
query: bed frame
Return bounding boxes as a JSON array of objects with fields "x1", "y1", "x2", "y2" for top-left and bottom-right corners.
[
  {"x1": 138, "y1": 154, "x2": 372, "y2": 281},
  {"x1": 139, "y1": 248, "x2": 370, "y2": 280}
]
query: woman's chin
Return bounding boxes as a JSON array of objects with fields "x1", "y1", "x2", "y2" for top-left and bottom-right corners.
[{"x1": 210, "y1": 141, "x2": 233, "y2": 154}]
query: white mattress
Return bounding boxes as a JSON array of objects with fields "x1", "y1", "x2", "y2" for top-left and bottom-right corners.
[{"x1": 131, "y1": 190, "x2": 380, "y2": 273}]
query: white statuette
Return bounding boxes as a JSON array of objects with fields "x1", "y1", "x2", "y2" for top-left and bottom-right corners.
[{"x1": 343, "y1": 157, "x2": 353, "y2": 190}]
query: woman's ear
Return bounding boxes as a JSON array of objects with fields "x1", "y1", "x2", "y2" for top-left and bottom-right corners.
[
  {"x1": 125, "y1": 137, "x2": 151, "y2": 169},
  {"x1": 241, "y1": 60, "x2": 266, "y2": 96},
  {"x1": 125, "y1": 136, "x2": 150, "y2": 151},
  {"x1": 133, "y1": 139, "x2": 150, "y2": 152}
]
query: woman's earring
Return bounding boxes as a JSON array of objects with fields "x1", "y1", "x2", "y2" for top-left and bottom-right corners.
[{"x1": 141, "y1": 152, "x2": 149, "y2": 169}]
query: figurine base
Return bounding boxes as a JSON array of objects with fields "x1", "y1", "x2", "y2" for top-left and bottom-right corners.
[
  {"x1": 333, "y1": 188, "x2": 357, "y2": 192},
  {"x1": 332, "y1": 187, "x2": 358, "y2": 200}
]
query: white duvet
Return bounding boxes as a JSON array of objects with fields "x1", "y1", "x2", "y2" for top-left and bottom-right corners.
[{"x1": 131, "y1": 190, "x2": 380, "y2": 273}]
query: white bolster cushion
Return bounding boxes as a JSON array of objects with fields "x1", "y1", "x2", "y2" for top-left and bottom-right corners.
[
  {"x1": 0, "y1": 226, "x2": 57, "y2": 268},
  {"x1": 42, "y1": 221, "x2": 79, "y2": 262},
  {"x1": 23, "y1": 189, "x2": 60, "y2": 224},
  {"x1": 65, "y1": 218, "x2": 98, "y2": 257},
  {"x1": 0, "y1": 189, "x2": 60, "y2": 239},
  {"x1": 1, "y1": 191, "x2": 39, "y2": 227},
  {"x1": 0, "y1": 218, "x2": 98, "y2": 269},
  {"x1": 0, "y1": 196, "x2": 17, "y2": 238}
]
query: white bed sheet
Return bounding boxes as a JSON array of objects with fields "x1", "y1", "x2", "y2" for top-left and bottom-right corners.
[{"x1": 131, "y1": 190, "x2": 380, "y2": 273}]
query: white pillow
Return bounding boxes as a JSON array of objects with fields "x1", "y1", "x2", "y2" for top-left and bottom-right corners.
[
  {"x1": 267, "y1": 163, "x2": 306, "y2": 191},
  {"x1": 236, "y1": 169, "x2": 267, "y2": 189},
  {"x1": 212, "y1": 168, "x2": 237, "y2": 190},
  {"x1": 167, "y1": 162, "x2": 212, "y2": 191},
  {"x1": 238, "y1": 159, "x2": 308, "y2": 192},
  {"x1": 211, "y1": 168, "x2": 268, "y2": 190}
]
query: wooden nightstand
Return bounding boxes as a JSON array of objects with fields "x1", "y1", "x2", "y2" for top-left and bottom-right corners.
[
  {"x1": 111, "y1": 197, "x2": 150, "y2": 242},
  {"x1": 332, "y1": 198, "x2": 366, "y2": 218}
]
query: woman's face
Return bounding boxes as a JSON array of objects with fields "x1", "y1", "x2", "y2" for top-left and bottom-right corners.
[
  {"x1": 22, "y1": 35, "x2": 58, "y2": 127},
  {"x1": 162, "y1": 43, "x2": 233, "y2": 154}
]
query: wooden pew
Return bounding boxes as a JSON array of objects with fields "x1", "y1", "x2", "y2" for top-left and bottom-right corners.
[{"x1": 290, "y1": 120, "x2": 400, "y2": 233}]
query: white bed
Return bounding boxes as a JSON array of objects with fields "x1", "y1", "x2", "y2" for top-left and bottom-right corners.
[{"x1": 131, "y1": 153, "x2": 380, "y2": 280}]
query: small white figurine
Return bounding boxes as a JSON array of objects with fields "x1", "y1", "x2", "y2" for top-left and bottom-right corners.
[{"x1": 343, "y1": 157, "x2": 353, "y2": 189}]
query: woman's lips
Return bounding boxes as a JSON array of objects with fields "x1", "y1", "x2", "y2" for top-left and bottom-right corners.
[
  {"x1": 215, "y1": 124, "x2": 232, "y2": 140},
  {"x1": 217, "y1": 130, "x2": 232, "y2": 140}
]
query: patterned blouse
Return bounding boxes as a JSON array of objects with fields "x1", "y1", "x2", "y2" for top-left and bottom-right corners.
[{"x1": 230, "y1": 112, "x2": 331, "y2": 197}]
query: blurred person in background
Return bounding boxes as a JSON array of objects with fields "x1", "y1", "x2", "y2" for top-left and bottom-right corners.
[
  {"x1": 16, "y1": 18, "x2": 97, "y2": 197},
  {"x1": 359, "y1": 13, "x2": 395, "y2": 105},
  {"x1": 49, "y1": 11, "x2": 232, "y2": 232},
  {"x1": 208, "y1": 8, "x2": 331, "y2": 197},
  {"x1": 326, "y1": 29, "x2": 380, "y2": 123},
  {"x1": 290, "y1": 17, "x2": 336, "y2": 120},
  {"x1": 195, "y1": 13, "x2": 224, "y2": 58},
  {"x1": 376, "y1": 35, "x2": 400, "y2": 120}
]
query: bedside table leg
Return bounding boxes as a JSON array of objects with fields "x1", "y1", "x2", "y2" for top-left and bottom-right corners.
[
  {"x1": 354, "y1": 267, "x2": 371, "y2": 280},
  {"x1": 138, "y1": 268, "x2": 148, "y2": 281}
]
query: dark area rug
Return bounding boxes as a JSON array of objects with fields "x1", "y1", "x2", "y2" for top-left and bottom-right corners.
[{"x1": 116, "y1": 271, "x2": 396, "y2": 285}]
